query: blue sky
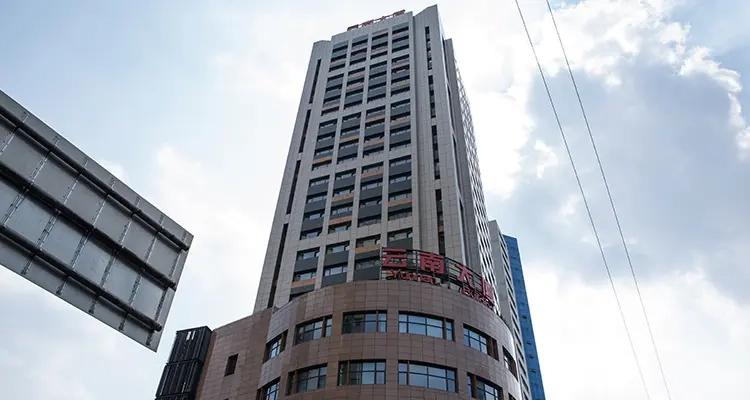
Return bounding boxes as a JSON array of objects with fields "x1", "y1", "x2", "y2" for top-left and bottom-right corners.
[{"x1": 1, "y1": 1, "x2": 749, "y2": 399}]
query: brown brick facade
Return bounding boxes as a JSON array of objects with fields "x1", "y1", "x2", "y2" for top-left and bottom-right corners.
[{"x1": 194, "y1": 280, "x2": 522, "y2": 400}]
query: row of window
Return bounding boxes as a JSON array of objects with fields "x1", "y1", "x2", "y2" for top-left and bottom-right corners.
[
  {"x1": 296, "y1": 228, "x2": 412, "y2": 260},
  {"x1": 276, "y1": 311, "x2": 513, "y2": 369},
  {"x1": 329, "y1": 35, "x2": 410, "y2": 73},
  {"x1": 322, "y1": 56, "x2": 411, "y2": 114},
  {"x1": 257, "y1": 360, "x2": 505, "y2": 399}
]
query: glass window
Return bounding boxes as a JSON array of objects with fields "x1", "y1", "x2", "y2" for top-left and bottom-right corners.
[
  {"x1": 398, "y1": 361, "x2": 456, "y2": 392},
  {"x1": 360, "y1": 198, "x2": 382, "y2": 208},
  {"x1": 304, "y1": 211, "x2": 324, "y2": 220},
  {"x1": 358, "y1": 216, "x2": 381, "y2": 227},
  {"x1": 333, "y1": 186, "x2": 354, "y2": 197},
  {"x1": 324, "y1": 264, "x2": 347, "y2": 276},
  {"x1": 388, "y1": 229, "x2": 413, "y2": 241},
  {"x1": 224, "y1": 354, "x2": 238, "y2": 376},
  {"x1": 398, "y1": 313, "x2": 453, "y2": 340},
  {"x1": 338, "y1": 360, "x2": 386, "y2": 386},
  {"x1": 297, "y1": 249, "x2": 320, "y2": 260},
  {"x1": 389, "y1": 191, "x2": 411, "y2": 201},
  {"x1": 326, "y1": 242, "x2": 350, "y2": 254},
  {"x1": 295, "y1": 316, "x2": 333, "y2": 344},
  {"x1": 300, "y1": 229, "x2": 321, "y2": 239},
  {"x1": 390, "y1": 156, "x2": 411, "y2": 167},
  {"x1": 293, "y1": 270, "x2": 316, "y2": 282},
  {"x1": 260, "y1": 380, "x2": 280, "y2": 400},
  {"x1": 306, "y1": 194, "x2": 326, "y2": 203},
  {"x1": 463, "y1": 326, "x2": 497, "y2": 359},
  {"x1": 388, "y1": 209, "x2": 412, "y2": 221},
  {"x1": 342, "y1": 311, "x2": 387, "y2": 333},
  {"x1": 265, "y1": 333, "x2": 286, "y2": 361},
  {"x1": 336, "y1": 170, "x2": 356, "y2": 180},
  {"x1": 468, "y1": 374, "x2": 502, "y2": 400},
  {"x1": 356, "y1": 236, "x2": 381, "y2": 248},
  {"x1": 355, "y1": 258, "x2": 379, "y2": 270},
  {"x1": 389, "y1": 174, "x2": 411, "y2": 184},
  {"x1": 361, "y1": 180, "x2": 383, "y2": 190},
  {"x1": 328, "y1": 223, "x2": 351, "y2": 233},
  {"x1": 362, "y1": 163, "x2": 383, "y2": 174},
  {"x1": 288, "y1": 365, "x2": 327, "y2": 394},
  {"x1": 309, "y1": 176, "x2": 329, "y2": 187},
  {"x1": 331, "y1": 204, "x2": 353, "y2": 216}
]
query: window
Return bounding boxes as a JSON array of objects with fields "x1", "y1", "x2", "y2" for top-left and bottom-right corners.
[
  {"x1": 300, "y1": 228, "x2": 321, "y2": 239},
  {"x1": 304, "y1": 210, "x2": 324, "y2": 221},
  {"x1": 288, "y1": 365, "x2": 327, "y2": 394},
  {"x1": 317, "y1": 133, "x2": 334, "y2": 142},
  {"x1": 259, "y1": 379, "x2": 280, "y2": 400},
  {"x1": 293, "y1": 269, "x2": 316, "y2": 282},
  {"x1": 355, "y1": 257, "x2": 379, "y2": 270},
  {"x1": 314, "y1": 146, "x2": 333, "y2": 157},
  {"x1": 324, "y1": 263, "x2": 347, "y2": 276},
  {"x1": 398, "y1": 361, "x2": 456, "y2": 392},
  {"x1": 343, "y1": 311, "x2": 386, "y2": 333},
  {"x1": 389, "y1": 190, "x2": 411, "y2": 201},
  {"x1": 333, "y1": 186, "x2": 354, "y2": 197},
  {"x1": 336, "y1": 170, "x2": 356, "y2": 180},
  {"x1": 356, "y1": 235, "x2": 381, "y2": 248},
  {"x1": 463, "y1": 325, "x2": 498, "y2": 359},
  {"x1": 297, "y1": 249, "x2": 319, "y2": 260},
  {"x1": 343, "y1": 112, "x2": 361, "y2": 122},
  {"x1": 306, "y1": 194, "x2": 326, "y2": 203},
  {"x1": 360, "y1": 198, "x2": 382, "y2": 208},
  {"x1": 390, "y1": 141, "x2": 410, "y2": 150},
  {"x1": 389, "y1": 174, "x2": 411, "y2": 184},
  {"x1": 338, "y1": 360, "x2": 386, "y2": 386},
  {"x1": 467, "y1": 374, "x2": 502, "y2": 400},
  {"x1": 393, "y1": 54, "x2": 409, "y2": 64},
  {"x1": 388, "y1": 229, "x2": 413, "y2": 241},
  {"x1": 363, "y1": 146, "x2": 383, "y2": 157},
  {"x1": 224, "y1": 354, "x2": 238, "y2": 376},
  {"x1": 328, "y1": 222, "x2": 351, "y2": 233},
  {"x1": 309, "y1": 176, "x2": 329, "y2": 187},
  {"x1": 364, "y1": 133, "x2": 384, "y2": 144},
  {"x1": 331, "y1": 204, "x2": 353, "y2": 216},
  {"x1": 295, "y1": 316, "x2": 333, "y2": 344},
  {"x1": 398, "y1": 313, "x2": 454, "y2": 340},
  {"x1": 358, "y1": 216, "x2": 381, "y2": 227},
  {"x1": 265, "y1": 333, "x2": 286, "y2": 361},
  {"x1": 391, "y1": 99, "x2": 410, "y2": 109},
  {"x1": 503, "y1": 347, "x2": 518, "y2": 378},
  {"x1": 337, "y1": 153, "x2": 357, "y2": 164},
  {"x1": 361, "y1": 180, "x2": 382, "y2": 190},
  {"x1": 388, "y1": 208, "x2": 412, "y2": 220},
  {"x1": 319, "y1": 118, "x2": 337, "y2": 128},
  {"x1": 366, "y1": 106, "x2": 385, "y2": 117},
  {"x1": 362, "y1": 162, "x2": 383, "y2": 174},
  {"x1": 326, "y1": 242, "x2": 350, "y2": 254},
  {"x1": 390, "y1": 156, "x2": 410, "y2": 167},
  {"x1": 339, "y1": 141, "x2": 358, "y2": 150}
]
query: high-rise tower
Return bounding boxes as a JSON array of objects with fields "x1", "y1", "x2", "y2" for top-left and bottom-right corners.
[
  {"x1": 155, "y1": 6, "x2": 528, "y2": 400},
  {"x1": 253, "y1": 5, "x2": 499, "y2": 313},
  {"x1": 503, "y1": 234, "x2": 547, "y2": 400}
]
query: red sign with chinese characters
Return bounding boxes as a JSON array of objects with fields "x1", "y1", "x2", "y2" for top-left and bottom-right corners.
[
  {"x1": 380, "y1": 247, "x2": 495, "y2": 310},
  {"x1": 347, "y1": 10, "x2": 406, "y2": 31}
]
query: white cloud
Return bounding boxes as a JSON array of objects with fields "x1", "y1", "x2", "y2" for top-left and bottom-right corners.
[{"x1": 2, "y1": 1, "x2": 750, "y2": 399}]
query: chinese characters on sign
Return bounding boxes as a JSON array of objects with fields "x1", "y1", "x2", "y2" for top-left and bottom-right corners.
[
  {"x1": 380, "y1": 247, "x2": 495, "y2": 310},
  {"x1": 347, "y1": 10, "x2": 406, "y2": 31}
]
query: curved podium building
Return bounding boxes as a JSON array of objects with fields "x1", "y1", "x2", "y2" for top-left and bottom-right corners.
[{"x1": 155, "y1": 6, "x2": 531, "y2": 400}]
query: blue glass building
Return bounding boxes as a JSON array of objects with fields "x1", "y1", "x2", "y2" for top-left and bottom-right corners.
[{"x1": 503, "y1": 235, "x2": 547, "y2": 400}]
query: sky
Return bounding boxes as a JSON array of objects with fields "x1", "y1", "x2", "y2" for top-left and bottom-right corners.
[{"x1": 0, "y1": 0, "x2": 749, "y2": 399}]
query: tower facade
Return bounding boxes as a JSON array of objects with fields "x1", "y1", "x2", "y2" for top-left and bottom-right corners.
[
  {"x1": 253, "y1": 4, "x2": 498, "y2": 313},
  {"x1": 155, "y1": 6, "x2": 527, "y2": 400},
  {"x1": 503, "y1": 234, "x2": 547, "y2": 400}
]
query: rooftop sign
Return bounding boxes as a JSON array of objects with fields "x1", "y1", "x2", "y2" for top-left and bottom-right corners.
[
  {"x1": 380, "y1": 247, "x2": 496, "y2": 310},
  {"x1": 347, "y1": 10, "x2": 406, "y2": 31}
]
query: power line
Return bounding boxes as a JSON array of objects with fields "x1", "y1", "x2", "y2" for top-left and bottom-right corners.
[
  {"x1": 511, "y1": 1, "x2": 652, "y2": 398},
  {"x1": 543, "y1": 1, "x2": 673, "y2": 398}
]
